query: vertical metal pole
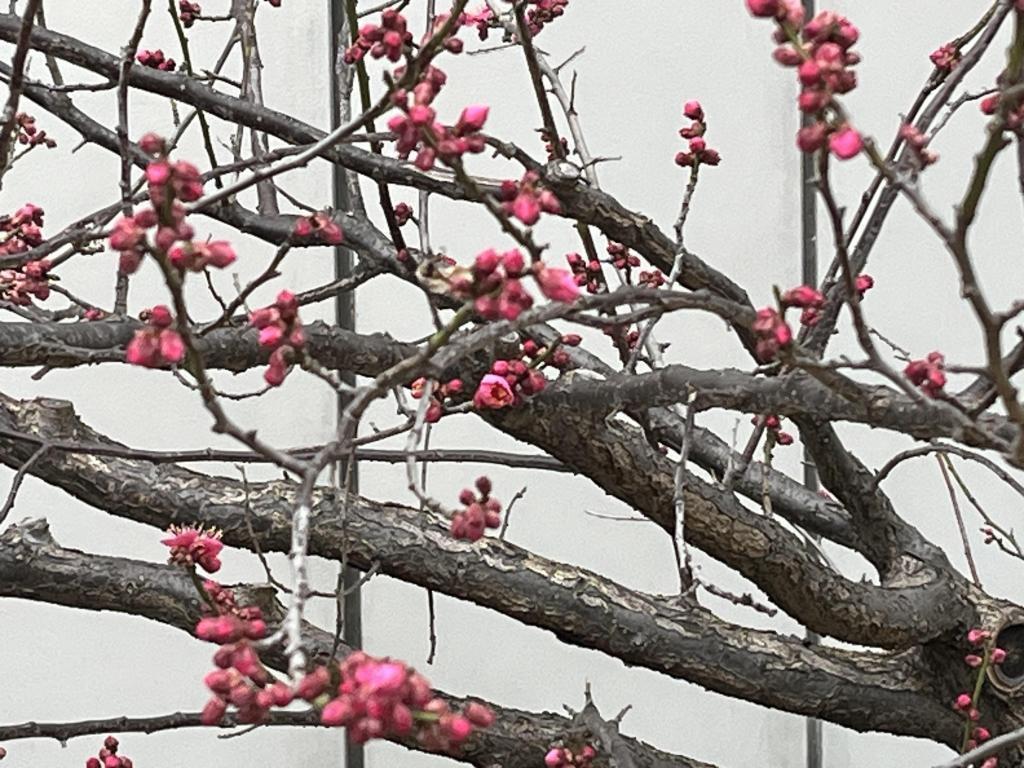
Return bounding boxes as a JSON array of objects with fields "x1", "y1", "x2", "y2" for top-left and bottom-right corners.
[
  {"x1": 328, "y1": 3, "x2": 363, "y2": 767},
  {"x1": 801, "y1": 2, "x2": 822, "y2": 767}
]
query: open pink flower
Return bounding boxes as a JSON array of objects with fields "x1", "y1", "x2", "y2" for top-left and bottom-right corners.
[
  {"x1": 162, "y1": 524, "x2": 224, "y2": 573},
  {"x1": 473, "y1": 374, "x2": 515, "y2": 409}
]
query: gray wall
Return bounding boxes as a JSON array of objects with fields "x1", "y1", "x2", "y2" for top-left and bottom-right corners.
[{"x1": 2, "y1": 2, "x2": 1020, "y2": 767}]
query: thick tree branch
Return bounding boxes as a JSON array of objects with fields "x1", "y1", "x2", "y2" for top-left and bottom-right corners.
[
  {"x1": 0, "y1": 518, "x2": 714, "y2": 768},
  {"x1": 0, "y1": 395, "x2": 960, "y2": 737}
]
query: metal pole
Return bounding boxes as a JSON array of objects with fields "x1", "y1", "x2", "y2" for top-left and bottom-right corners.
[
  {"x1": 328, "y1": 2, "x2": 362, "y2": 767},
  {"x1": 801, "y1": 0, "x2": 822, "y2": 765}
]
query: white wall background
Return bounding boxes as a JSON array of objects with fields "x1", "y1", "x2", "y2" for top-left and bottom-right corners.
[{"x1": 1, "y1": 2, "x2": 1022, "y2": 768}]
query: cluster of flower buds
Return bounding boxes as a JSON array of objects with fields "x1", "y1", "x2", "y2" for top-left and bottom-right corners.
[
  {"x1": 0, "y1": 203, "x2": 44, "y2": 256},
  {"x1": 473, "y1": 348, "x2": 557, "y2": 409},
  {"x1": 162, "y1": 523, "x2": 224, "y2": 573},
  {"x1": 388, "y1": 88, "x2": 488, "y2": 172},
  {"x1": 85, "y1": 737, "x2": 133, "y2": 768},
  {"x1": 541, "y1": 127, "x2": 570, "y2": 161},
  {"x1": 198, "y1": 582, "x2": 277, "y2": 725},
  {"x1": 393, "y1": 202, "x2": 414, "y2": 226},
  {"x1": 313, "y1": 651, "x2": 495, "y2": 748},
  {"x1": 638, "y1": 269, "x2": 667, "y2": 288},
  {"x1": 445, "y1": 248, "x2": 533, "y2": 319},
  {"x1": 168, "y1": 240, "x2": 236, "y2": 272},
  {"x1": 292, "y1": 210, "x2": 344, "y2": 245},
  {"x1": 675, "y1": 100, "x2": 721, "y2": 167},
  {"x1": 904, "y1": 351, "x2": 946, "y2": 397},
  {"x1": 521, "y1": 0, "x2": 570, "y2": 36},
  {"x1": 761, "y1": 414, "x2": 794, "y2": 446},
  {"x1": 600, "y1": 323, "x2": 641, "y2": 355},
  {"x1": 410, "y1": 376, "x2": 464, "y2": 423},
  {"x1": 566, "y1": 252, "x2": 603, "y2": 294},
  {"x1": 110, "y1": 135, "x2": 211, "y2": 274},
  {"x1": 980, "y1": 88, "x2": 1024, "y2": 131},
  {"x1": 929, "y1": 42, "x2": 960, "y2": 72},
  {"x1": 451, "y1": 476, "x2": 502, "y2": 541},
  {"x1": 0, "y1": 259, "x2": 51, "y2": 305},
  {"x1": 425, "y1": 11, "x2": 470, "y2": 54},
  {"x1": 780, "y1": 284, "x2": 825, "y2": 326},
  {"x1": 250, "y1": 290, "x2": 304, "y2": 387},
  {"x1": 497, "y1": 171, "x2": 561, "y2": 226},
  {"x1": 144, "y1": 140, "x2": 204, "y2": 205},
  {"x1": 750, "y1": 3, "x2": 864, "y2": 160},
  {"x1": 752, "y1": 307, "x2": 793, "y2": 362},
  {"x1": 953, "y1": 628, "x2": 1004, "y2": 759},
  {"x1": 606, "y1": 241, "x2": 642, "y2": 281},
  {"x1": 467, "y1": 333, "x2": 577, "y2": 412},
  {"x1": 15, "y1": 113, "x2": 55, "y2": 149},
  {"x1": 196, "y1": 582, "x2": 268, "y2": 645},
  {"x1": 345, "y1": 10, "x2": 414, "y2": 63},
  {"x1": 545, "y1": 744, "x2": 597, "y2": 768},
  {"x1": 136, "y1": 49, "x2": 176, "y2": 71},
  {"x1": 125, "y1": 305, "x2": 186, "y2": 368},
  {"x1": 179, "y1": 0, "x2": 201, "y2": 26},
  {"x1": 899, "y1": 123, "x2": 938, "y2": 167}
]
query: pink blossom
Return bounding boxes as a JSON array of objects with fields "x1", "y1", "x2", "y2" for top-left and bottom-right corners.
[
  {"x1": 535, "y1": 265, "x2": 581, "y2": 303},
  {"x1": 905, "y1": 351, "x2": 946, "y2": 397},
  {"x1": 162, "y1": 524, "x2": 224, "y2": 573},
  {"x1": 473, "y1": 374, "x2": 515, "y2": 409}
]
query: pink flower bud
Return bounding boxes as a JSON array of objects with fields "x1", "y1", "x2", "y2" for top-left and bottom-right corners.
[
  {"x1": 200, "y1": 696, "x2": 227, "y2": 725},
  {"x1": 456, "y1": 104, "x2": 489, "y2": 134},
  {"x1": 964, "y1": 654, "x2": 983, "y2": 668},
  {"x1": 798, "y1": 60, "x2": 821, "y2": 86},
  {"x1": 159, "y1": 330, "x2": 185, "y2": 363},
  {"x1": 145, "y1": 160, "x2": 171, "y2": 186},
  {"x1": 502, "y1": 249, "x2": 526, "y2": 275},
  {"x1": 683, "y1": 100, "x2": 704, "y2": 121},
  {"x1": 536, "y1": 266, "x2": 581, "y2": 303},
  {"x1": 321, "y1": 697, "x2": 355, "y2": 727},
  {"x1": 138, "y1": 132, "x2": 165, "y2": 155},
  {"x1": 464, "y1": 701, "x2": 496, "y2": 727},
  {"x1": 991, "y1": 647, "x2": 1007, "y2": 664},
  {"x1": 968, "y1": 628, "x2": 990, "y2": 646},
  {"x1": 474, "y1": 248, "x2": 500, "y2": 274},
  {"x1": 746, "y1": 0, "x2": 780, "y2": 17},
  {"x1": 829, "y1": 126, "x2": 863, "y2": 160}
]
